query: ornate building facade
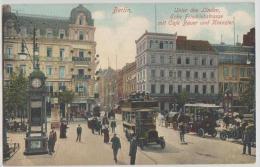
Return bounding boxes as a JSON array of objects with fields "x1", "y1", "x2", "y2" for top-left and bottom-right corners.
[{"x1": 3, "y1": 4, "x2": 98, "y2": 116}]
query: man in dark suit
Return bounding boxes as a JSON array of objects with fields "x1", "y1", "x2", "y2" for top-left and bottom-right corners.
[
  {"x1": 76, "y1": 124, "x2": 82, "y2": 142},
  {"x1": 129, "y1": 136, "x2": 138, "y2": 165}
]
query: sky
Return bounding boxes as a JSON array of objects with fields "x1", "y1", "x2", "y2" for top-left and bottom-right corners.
[{"x1": 10, "y1": 2, "x2": 255, "y2": 69}]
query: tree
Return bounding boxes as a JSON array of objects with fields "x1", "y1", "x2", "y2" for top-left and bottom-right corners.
[
  {"x1": 58, "y1": 90, "x2": 74, "y2": 118},
  {"x1": 240, "y1": 75, "x2": 255, "y2": 110},
  {"x1": 3, "y1": 72, "x2": 28, "y2": 122},
  {"x1": 176, "y1": 91, "x2": 188, "y2": 112}
]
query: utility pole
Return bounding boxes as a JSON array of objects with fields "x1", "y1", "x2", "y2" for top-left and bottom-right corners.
[{"x1": 154, "y1": 3, "x2": 157, "y2": 33}]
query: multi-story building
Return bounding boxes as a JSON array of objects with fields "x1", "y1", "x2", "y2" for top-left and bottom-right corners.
[
  {"x1": 243, "y1": 27, "x2": 255, "y2": 47},
  {"x1": 116, "y1": 69, "x2": 124, "y2": 101},
  {"x1": 135, "y1": 31, "x2": 219, "y2": 112},
  {"x1": 98, "y1": 68, "x2": 117, "y2": 111},
  {"x1": 3, "y1": 4, "x2": 98, "y2": 116},
  {"x1": 213, "y1": 29, "x2": 255, "y2": 102},
  {"x1": 121, "y1": 62, "x2": 136, "y2": 99}
]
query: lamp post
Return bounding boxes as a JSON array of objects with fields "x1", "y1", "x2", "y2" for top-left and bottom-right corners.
[{"x1": 19, "y1": 25, "x2": 48, "y2": 155}]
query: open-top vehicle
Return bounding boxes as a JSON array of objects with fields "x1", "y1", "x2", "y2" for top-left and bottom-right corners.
[{"x1": 121, "y1": 93, "x2": 165, "y2": 149}]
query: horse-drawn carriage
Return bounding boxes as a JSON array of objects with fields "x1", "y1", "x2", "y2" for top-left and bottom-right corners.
[
  {"x1": 184, "y1": 103, "x2": 221, "y2": 137},
  {"x1": 162, "y1": 111, "x2": 190, "y2": 130},
  {"x1": 121, "y1": 94, "x2": 165, "y2": 149}
]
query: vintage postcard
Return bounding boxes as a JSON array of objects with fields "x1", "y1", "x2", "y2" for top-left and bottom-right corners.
[{"x1": 1, "y1": 0, "x2": 257, "y2": 166}]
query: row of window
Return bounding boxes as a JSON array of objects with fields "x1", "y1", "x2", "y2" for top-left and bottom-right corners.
[
  {"x1": 223, "y1": 66, "x2": 252, "y2": 78},
  {"x1": 5, "y1": 64, "x2": 68, "y2": 78},
  {"x1": 150, "y1": 40, "x2": 174, "y2": 49},
  {"x1": 150, "y1": 84, "x2": 215, "y2": 94},
  {"x1": 45, "y1": 82, "x2": 86, "y2": 93},
  {"x1": 150, "y1": 69, "x2": 215, "y2": 80},
  {"x1": 137, "y1": 40, "x2": 174, "y2": 54},
  {"x1": 5, "y1": 47, "x2": 90, "y2": 60},
  {"x1": 150, "y1": 55, "x2": 215, "y2": 66},
  {"x1": 19, "y1": 27, "x2": 89, "y2": 41}
]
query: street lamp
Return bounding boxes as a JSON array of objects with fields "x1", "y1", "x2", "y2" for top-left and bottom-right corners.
[{"x1": 19, "y1": 25, "x2": 48, "y2": 155}]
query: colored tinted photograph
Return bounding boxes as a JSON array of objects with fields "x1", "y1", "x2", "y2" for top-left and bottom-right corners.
[{"x1": 2, "y1": 1, "x2": 256, "y2": 165}]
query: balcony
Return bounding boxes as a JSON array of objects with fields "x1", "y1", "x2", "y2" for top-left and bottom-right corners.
[
  {"x1": 72, "y1": 75, "x2": 91, "y2": 80},
  {"x1": 4, "y1": 54, "x2": 14, "y2": 60},
  {"x1": 72, "y1": 57, "x2": 91, "y2": 64}
]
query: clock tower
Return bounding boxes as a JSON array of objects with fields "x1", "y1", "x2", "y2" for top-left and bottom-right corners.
[
  {"x1": 24, "y1": 69, "x2": 48, "y2": 155},
  {"x1": 16, "y1": 23, "x2": 50, "y2": 155}
]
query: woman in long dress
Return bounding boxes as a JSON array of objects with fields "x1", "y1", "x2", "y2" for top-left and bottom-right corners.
[{"x1": 103, "y1": 126, "x2": 110, "y2": 143}]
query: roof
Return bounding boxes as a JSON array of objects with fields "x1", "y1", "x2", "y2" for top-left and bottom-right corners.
[
  {"x1": 17, "y1": 15, "x2": 70, "y2": 36},
  {"x1": 70, "y1": 4, "x2": 94, "y2": 26},
  {"x1": 212, "y1": 44, "x2": 255, "y2": 53},
  {"x1": 3, "y1": 4, "x2": 94, "y2": 37},
  {"x1": 176, "y1": 36, "x2": 215, "y2": 53},
  {"x1": 136, "y1": 30, "x2": 177, "y2": 43}
]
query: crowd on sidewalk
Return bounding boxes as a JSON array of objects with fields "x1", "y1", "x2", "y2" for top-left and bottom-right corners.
[{"x1": 47, "y1": 111, "x2": 138, "y2": 165}]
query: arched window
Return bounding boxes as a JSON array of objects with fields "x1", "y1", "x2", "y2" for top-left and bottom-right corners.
[
  {"x1": 79, "y1": 31, "x2": 84, "y2": 40},
  {"x1": 59, "y1": 29, "x2": 65, "y2": 39},
  {"x1": 79, "y1": 15, "x2": 84, "y2": 25}
]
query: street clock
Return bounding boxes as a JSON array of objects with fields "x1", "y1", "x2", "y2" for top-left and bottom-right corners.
[
  {"x1": 31, "y1": 78, "x2": 42, "y2": 88},
  {"x1": 24, "y1": 69, "x2": 48, "y2": 155}
]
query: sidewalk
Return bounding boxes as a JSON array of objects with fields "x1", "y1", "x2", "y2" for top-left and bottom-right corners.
[{"x1": 4, "y1": 117, "x2": 154, "y2": 165}]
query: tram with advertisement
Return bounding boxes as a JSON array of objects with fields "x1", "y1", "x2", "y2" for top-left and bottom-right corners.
[{"x1": 121, "y1": 93, "x2": 165, "y2": 149}]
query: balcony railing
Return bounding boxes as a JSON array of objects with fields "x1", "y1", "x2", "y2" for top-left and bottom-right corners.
[
  {"x1": 4, "y1": 54, "x2": 14, "y2": 60},
  {"x1": 72, "y1": 57, "x2": 91, "y2": 62},
  {"x1": 72, "y1": 75, "x2": 91, "y2": 80}
]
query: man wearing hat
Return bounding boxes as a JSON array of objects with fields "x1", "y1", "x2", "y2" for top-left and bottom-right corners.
[
  {"x1": 242, "y1": 122, "x2": 254, "y2": 155},
  {"x1": 110, "y1": 133, "x2": 121, "y2": 163},
  {"x1": 179, "y1": 122, "x2": 186, "y2": 143},
  {"x1": 129, "y1": 135, "x2": 138, "y2": 165}
]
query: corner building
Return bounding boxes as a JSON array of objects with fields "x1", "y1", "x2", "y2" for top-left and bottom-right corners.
[
  {"x1": 3, "y1": 5, "x2": 98, "y2": 116},
  {"x1": 135, "y1": 31, "x2": 219, "y2": 112}
]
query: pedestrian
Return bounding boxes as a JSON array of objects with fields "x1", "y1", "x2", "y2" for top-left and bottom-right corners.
[
  {"x1": 111, "y1": 120, "x2": 117, "y2": 133},
  {"x1": 60, "y1": 122, "x2": 64, "y2": 138},
  {"x1": 242, "y1": 125, "x2": 252, "y2": 155},
  {"x1": 48, "y1": 131, "x2": 53, "y2": 155},
  {"x1": 103, "y1": 126, "x2": 110, "y2": 143},
  {"x1": 52, "y1": 128, "x2": 57, "y2": 152},
  {"x1": 48, "y1": 128, "x2": 57, "y2": 154},
  {"x1": 98, "y1": 120, "x2": 102, "y2": 135},
  {"x1": 70, "y1": 112, "x2": 74, "y2": 122},
  {"x1": 76, "y1": 124, "x2": 82, "y2": 142},
  {"x1": 111, "y1": 133, "x2": 121, "y2": 163},
  {"x1": 179, "y1": 122, "x2": 186, "y2": 143},
  {"x1": 129, "y1": 136, "x2": 138, "y2": 165}
]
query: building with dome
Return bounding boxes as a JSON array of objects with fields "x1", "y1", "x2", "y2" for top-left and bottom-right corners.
[{"x1": 3, "y1": 4, "x2": 98, "y2": 117}]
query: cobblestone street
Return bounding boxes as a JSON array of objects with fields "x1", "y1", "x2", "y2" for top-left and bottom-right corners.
[{"x1": 4, "y1": 115, "x2": 255, "y2": 165}]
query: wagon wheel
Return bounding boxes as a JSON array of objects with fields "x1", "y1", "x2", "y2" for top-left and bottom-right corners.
[
  {"x1": 220, "y1": 131, "x2": 227, "y2": 140},
  {"x1": 198, "y1": 128, "x2": 205, "y2": 137}
]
